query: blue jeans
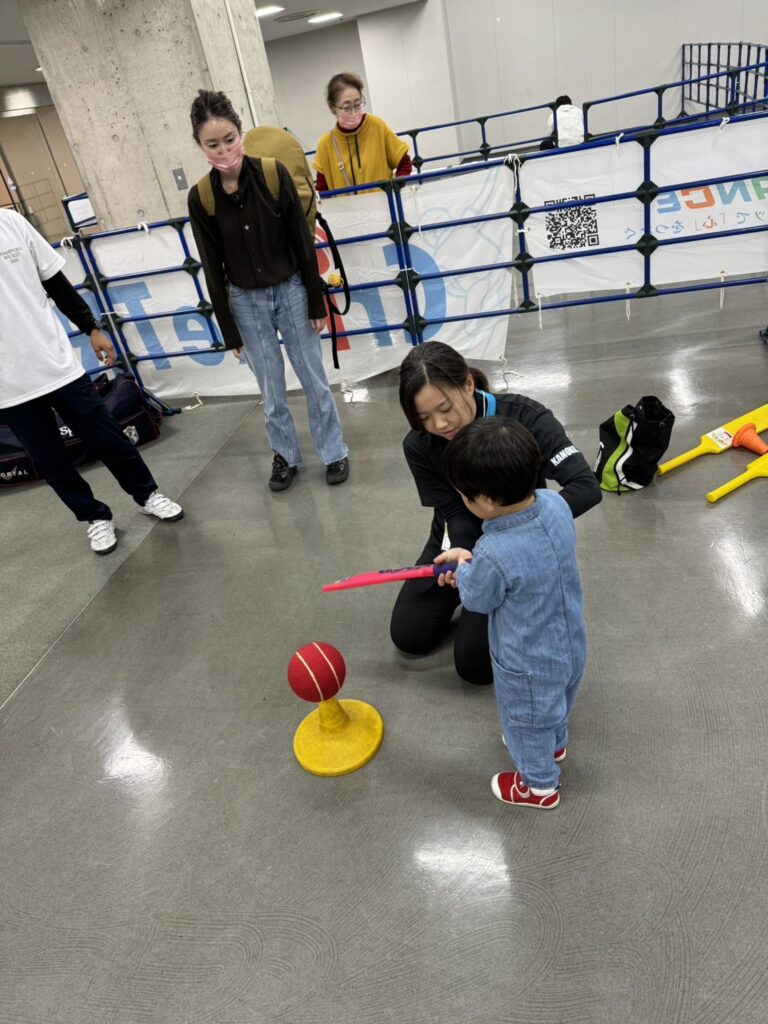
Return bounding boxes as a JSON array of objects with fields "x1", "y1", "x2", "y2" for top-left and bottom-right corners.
[
  {"x1": 496, "y1": 658, "x2": 584, "y2": 791},
  {"x1": 229, "y1": 275, "x2": 347, "y2": 467}
]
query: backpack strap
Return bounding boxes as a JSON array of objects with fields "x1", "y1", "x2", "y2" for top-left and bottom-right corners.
[
  {"x1": 196, "y1": 173, "x2": 215, "y2": 217},
  {"x1": 260, "y1": 157, "x2": 281, "y2": 205}
]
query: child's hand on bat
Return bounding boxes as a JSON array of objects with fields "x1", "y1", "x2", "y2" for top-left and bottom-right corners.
[{"x1": 434, "y1": 548, "x2": 472, "y2": 587}]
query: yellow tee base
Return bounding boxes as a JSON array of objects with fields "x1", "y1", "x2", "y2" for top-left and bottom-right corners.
[{"x1": 293, "y1": 697, "x2": 384, "y2": 777}]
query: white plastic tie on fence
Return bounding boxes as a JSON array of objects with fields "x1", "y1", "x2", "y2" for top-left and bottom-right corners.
[
  {"x1": 625, "y1": 281, "x2": 632, "y2": 321},
  {"x1": 506, "y1": 152, "x2": 523, "y2": 194},
  {"x1": 536, "y1": 290, "x2": 543, "y2": 330},
  {"x1": 719, "y1": 116, "x2": 730, "y2": 132},
  {"x1": 61, "y1": 236, "x2": 75, "y2": 249},
  {"x1": 615, "y1": 132, "x2": 625, "y2": 151},
  {"x1": 137, "y1": 221, "x2": 150, "y2": 234},
  {"x1": 182, "y1": 393, "x2": 203, "y2": 411},
  {"x1": 410, "y1": 185, "x2": 423, "y2": 237},
  {"x1": 494, "y1": 354, "x2": 523, "y2": 391},
  {"x1": 719, "y1": 269, "x2": 727, "y2": 309}
]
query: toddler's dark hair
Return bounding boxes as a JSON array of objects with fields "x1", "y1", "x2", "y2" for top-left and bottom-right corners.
[
  {"x1": 442, "y1": 417, "x2": 540, "y2": 506},
  {"x1": 398, "y1": 340, "x2": 490, "y2": 433},
  {"x1": 554, "y1": 94, "x2": 572, "y2": 108}
]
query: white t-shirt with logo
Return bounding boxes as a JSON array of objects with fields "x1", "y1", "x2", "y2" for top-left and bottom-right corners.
[{"x1": 0, "y1": 209, "x2": 84, "y2": 409}]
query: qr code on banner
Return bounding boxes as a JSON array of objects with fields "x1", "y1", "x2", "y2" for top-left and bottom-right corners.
[{"x1": 544, "y1": 194, "x2": 600, "y2": 251}]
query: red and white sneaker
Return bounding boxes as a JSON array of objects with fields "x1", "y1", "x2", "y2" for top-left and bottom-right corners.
[{"x1": 491, "y1": 770, "x2": 560, "y2": 809}]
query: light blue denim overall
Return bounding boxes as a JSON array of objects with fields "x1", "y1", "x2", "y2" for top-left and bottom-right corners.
[{"x1": 455, "y1": 488, "x2": 586, "y2": 789}]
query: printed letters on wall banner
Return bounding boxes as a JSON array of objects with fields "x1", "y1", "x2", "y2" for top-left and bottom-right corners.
[
  {"x1": 521, "y1": 118, "x2": 768, "y2": 296},
  {"x1": 58, "y1": 166, "x2": 516, "y2": 401}
]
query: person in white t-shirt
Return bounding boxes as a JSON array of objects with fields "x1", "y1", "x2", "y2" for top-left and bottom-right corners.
[
  {"x1": 0, "y1": 209, "x2": 184, "y2": 555},
  {"x1": 541, "y1": 95, "x2": 585, "y2": 150}
]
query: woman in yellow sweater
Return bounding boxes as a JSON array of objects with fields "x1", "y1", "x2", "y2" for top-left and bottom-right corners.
[{"x1": 313, "y1": 72, "x2": 412, "y2": 193}]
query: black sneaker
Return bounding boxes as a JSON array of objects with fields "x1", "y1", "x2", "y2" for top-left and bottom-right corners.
[
  {"x1": 269, "y1": 452, "x2": 297, "y2": 492},
  {"x1": 325, "y1": 457, "x2": 349, "y2": 485}
]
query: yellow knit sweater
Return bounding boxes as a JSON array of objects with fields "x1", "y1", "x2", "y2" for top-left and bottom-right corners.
[{"x1": 313, "y1": 114, "x2": 409, "y2": 192}]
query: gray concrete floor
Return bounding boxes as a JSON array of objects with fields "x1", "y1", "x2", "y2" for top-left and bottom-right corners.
[{"x1": 2, "y1": 287, "x2": 768, "y2": 1023}]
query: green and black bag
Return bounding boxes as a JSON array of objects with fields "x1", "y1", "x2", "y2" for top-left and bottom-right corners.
[{"x1": 594, "y1": 396, "x2": 675, "y2": 492}]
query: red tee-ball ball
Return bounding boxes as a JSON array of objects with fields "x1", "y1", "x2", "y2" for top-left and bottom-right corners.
[{"x1": 287, "y1": 642, "x2": 346, "y2": 703}]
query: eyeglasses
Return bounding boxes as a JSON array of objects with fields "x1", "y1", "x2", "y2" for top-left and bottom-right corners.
[{"x1": 334, "y1": 98, "x2": 366, "y2": 114}]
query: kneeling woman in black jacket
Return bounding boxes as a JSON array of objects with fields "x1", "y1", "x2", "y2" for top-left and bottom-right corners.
[{"x1": 391, "y1": 340, "x2": 601, "y2": 685}]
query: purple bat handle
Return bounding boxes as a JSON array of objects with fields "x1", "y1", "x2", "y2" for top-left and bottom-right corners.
[{"x1": 431, "y1": 561, "x2": 459, "y2": 576}]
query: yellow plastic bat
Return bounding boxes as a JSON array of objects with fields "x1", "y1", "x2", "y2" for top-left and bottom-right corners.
[
  {"x1": 706, "y1": 452, "x2": 768, "y2": 503},
  {"x1": 657, "y1": 403, "x2": 768, "y2": 475}
]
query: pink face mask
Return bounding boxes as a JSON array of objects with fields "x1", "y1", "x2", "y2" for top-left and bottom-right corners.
[
  {"x1": 206, "y1": 141, "x2": 245, "y2": 174},
  {"x1": 337, "y1": 111, "x2": 364, "y2": 131}
]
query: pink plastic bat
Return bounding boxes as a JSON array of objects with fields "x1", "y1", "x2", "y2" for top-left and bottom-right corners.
[{"x1": 322, "y1": 561, "x2": 459, "y2": 592}]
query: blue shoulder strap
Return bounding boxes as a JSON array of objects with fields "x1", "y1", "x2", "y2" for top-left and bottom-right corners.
[{"x1": 476, "y1": 390, "x2": 496, "y2": 417}]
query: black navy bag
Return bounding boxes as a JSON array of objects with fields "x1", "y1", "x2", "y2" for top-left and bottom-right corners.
[
  {"x1": 0, "y1": 370, "x2": 161, "y2": 489},
  {"x1": 594, "y1": 395, "x2": 674, "y2": 493}
]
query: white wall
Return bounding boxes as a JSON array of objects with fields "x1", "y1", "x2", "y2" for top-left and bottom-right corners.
[
  {"x1": 443, "y1": 0, "x2": 768, "y2": 150},
  {"x1": 356, "y1": 0, "x2": 460, "y2": 163},
  {"x1": 265, "y1": 21, "x2": 366, "y2": 154},
  {"x1": 265, "y1": 1, "x2": 461, "y2": 167}
]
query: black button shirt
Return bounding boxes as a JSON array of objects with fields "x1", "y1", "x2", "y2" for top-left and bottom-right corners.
[
  {"x1": 188, "y1": 158, "x2": 326, "y2": 348},
  {"x1": 215, "y1": 164, "x2": 299, "y2": 291}
]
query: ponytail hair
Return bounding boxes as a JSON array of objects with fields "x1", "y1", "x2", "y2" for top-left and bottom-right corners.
[{"x1": 398, "y1": 340, "x2": 490, "y2": 432}]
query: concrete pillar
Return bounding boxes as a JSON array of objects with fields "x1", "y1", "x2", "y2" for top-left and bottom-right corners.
[{"x1": 18, "y1": 0, "x2": 279, "y2": 230}]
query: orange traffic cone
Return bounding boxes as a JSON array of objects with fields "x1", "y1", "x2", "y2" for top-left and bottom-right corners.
[{"x1": 732, "y1": 423, "x2": 768, "y2": 456}]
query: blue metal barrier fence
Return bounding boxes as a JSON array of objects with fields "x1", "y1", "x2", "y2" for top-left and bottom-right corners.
[{"x1": 54, "y1": 83, "x2": 768, "y2": 411}]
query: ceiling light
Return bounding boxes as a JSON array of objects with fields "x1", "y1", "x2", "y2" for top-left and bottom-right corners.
[
  {"x1": 255, "y1": 5, "x2": 285, "y2": 16},
  {"x1": 307, "y1": 11, "x2": 343, "y2": 23}
]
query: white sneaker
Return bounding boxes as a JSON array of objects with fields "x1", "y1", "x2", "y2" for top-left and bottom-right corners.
[
  {"x1": 87, "y1": 519, "x2": 117, "y2": 555},
  {"x1": 139, "y1": 491, "x2": 184, "y2": 521}
]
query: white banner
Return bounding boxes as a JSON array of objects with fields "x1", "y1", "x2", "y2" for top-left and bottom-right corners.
[
  {"x1": 58, "y1": 164, "x2": 515, "y2": 400},
  {"x1": 521, "y1": 144, "x2": 645, "y2": 296},
  {"x1": 522, "y1": 117, "x2": 768, "y2": 295},
  {"x1": 651, "y1": 119, "x2": 768, "y2": 284}
]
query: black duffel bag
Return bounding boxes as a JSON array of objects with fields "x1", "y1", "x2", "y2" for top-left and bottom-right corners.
[
  {"x1": 594, "y1": 395, "x2": 675, "y2": 493},
  {"x1": 0, "y1": 370, "x2": 161, "y2": 489}
]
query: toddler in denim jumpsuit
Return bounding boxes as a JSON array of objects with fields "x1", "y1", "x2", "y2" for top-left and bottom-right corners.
[{"x1": 436, "y1": 417, "x2": 586, "y2": 809}]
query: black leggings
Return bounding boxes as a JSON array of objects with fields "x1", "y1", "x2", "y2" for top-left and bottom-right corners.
[{"x1": 389, "y1": 539, "x2": 492, "y2": 685}]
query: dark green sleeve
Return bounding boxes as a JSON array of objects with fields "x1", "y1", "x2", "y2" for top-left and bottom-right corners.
[{"x1": 187, "y1": 185, "x2": 244, "y2": 350}]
